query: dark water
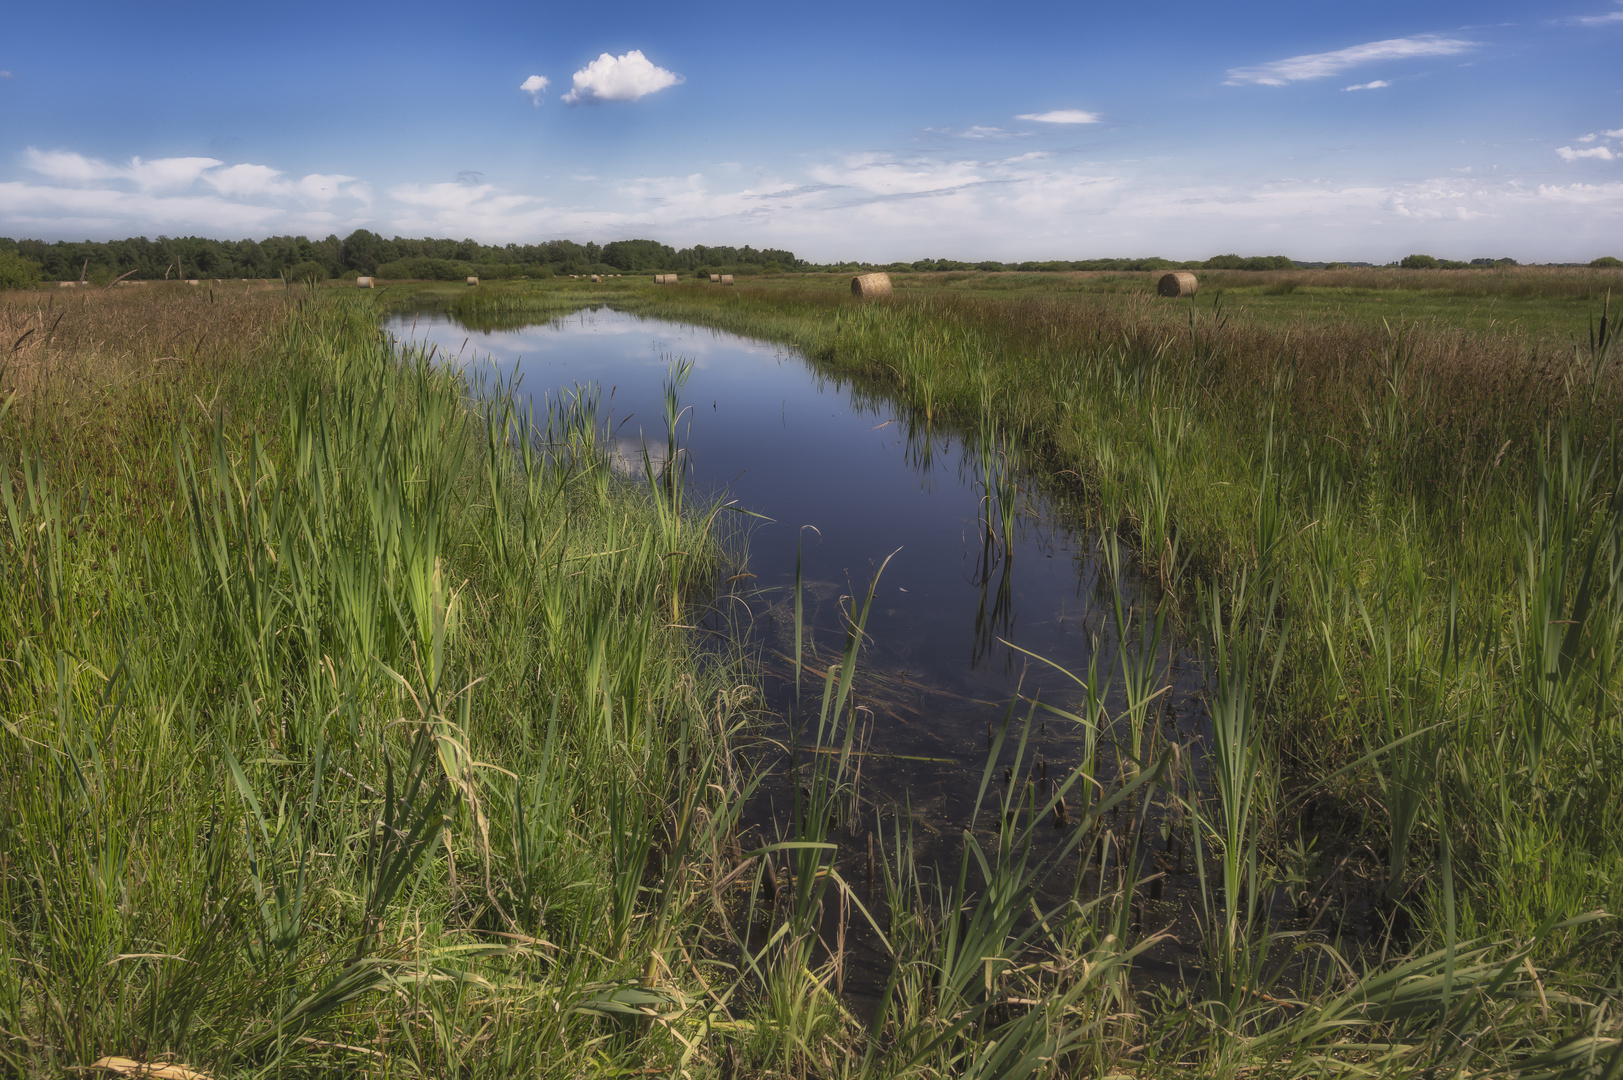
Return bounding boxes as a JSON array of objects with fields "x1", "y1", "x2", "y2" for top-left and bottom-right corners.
[{"x1": 385, "y1": 306, "x2": 1222, "y2": 989}]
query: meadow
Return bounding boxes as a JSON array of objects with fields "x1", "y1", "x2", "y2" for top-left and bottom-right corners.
[{"x1": 1, "y1": 269, "x2": 1620, "y2": 1078}]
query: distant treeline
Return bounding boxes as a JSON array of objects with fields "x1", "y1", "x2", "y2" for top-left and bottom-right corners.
[
  {"x1": 0, "y1": 232, "x2": 801, "y2": 283},
  {"x1": 1, "y1": 232, "x2": 1614, "y2": 287}
]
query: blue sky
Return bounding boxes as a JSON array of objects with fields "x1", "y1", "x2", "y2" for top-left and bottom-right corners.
[{"x1": 1, "y1": 0, "x2": 1620, "y2": 262}]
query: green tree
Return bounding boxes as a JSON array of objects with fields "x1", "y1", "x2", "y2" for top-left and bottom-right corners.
[
  {"x1": 0, "y1": 250, "x2": 42, "y2": 289},
  {"x1": 1400, "y1": 254, "x2": 1440, "y2": 269},
  {"x1": 342, "y1": 230, "x2": 385, "y2": 274},
  {"x1": 285, "y1": 260, "x2": 329, "y2": 285}
]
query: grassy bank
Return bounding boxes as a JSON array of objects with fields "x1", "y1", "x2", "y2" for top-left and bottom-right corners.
[
  {"x1": 0, "y1": 284, "x2": 755, "y2": 1076},
  {"x1": 442, "y1": 274, "x2": 1623, "y2": 1073},
  {"x1": 608, "y1": 277, "x2": 1623, "y2": 936}
]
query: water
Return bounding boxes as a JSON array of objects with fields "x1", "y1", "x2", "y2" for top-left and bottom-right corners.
[{"x1": 385, "y1": 305, "x2": 1217, "y2": 989}]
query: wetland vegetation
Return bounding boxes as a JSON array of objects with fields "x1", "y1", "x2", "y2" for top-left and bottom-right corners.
[{"x1": 2, "y1": 267, "x2": 1621, "y2": 1077}]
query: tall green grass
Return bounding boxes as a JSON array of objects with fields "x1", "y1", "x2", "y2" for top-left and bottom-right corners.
[
  {"x1": 435, "y1": 280, "x2": 1623, "y2": 1075},
  {"x1": 0, "y1": 294, "x2": 753, "y2": 1076},
  {"x1": 8, "y1": 280, "x2": 1620, "y2": 1077}
]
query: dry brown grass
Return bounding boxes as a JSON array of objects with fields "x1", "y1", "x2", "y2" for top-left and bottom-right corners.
[
  {"x1": 0, "y1": 281, "x2": 297, "y2": 520},
  {"x1": 2, "y1": 281, "x2": 289, "y2": 411}
]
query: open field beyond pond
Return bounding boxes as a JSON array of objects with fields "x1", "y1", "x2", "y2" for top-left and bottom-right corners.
[{"x1": 1, "y1": 271, "x2": 1621, "y2": 1078}]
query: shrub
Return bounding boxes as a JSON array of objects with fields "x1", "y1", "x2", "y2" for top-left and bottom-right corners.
[
  {"x1": 1590, "y1": 256, "x2": 1623, "y2": 268},
  {"x1": 1400, "y1": 254, "x2": 1440, "y2": 269},
  {"x1": 286, "y1": 260, "x2": 329, "y2": 285},
  {"x1": 0, "y1": 250, "x2": 43, "y2": 289}
]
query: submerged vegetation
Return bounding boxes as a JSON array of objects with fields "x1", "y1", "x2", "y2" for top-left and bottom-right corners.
[{"x1": 2, "y1": 270, "x2": 1621, "y2": 1076}]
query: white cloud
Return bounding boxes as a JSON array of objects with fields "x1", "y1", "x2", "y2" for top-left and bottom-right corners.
[
  {"x1": 1557, "y1": 145, "x2": 1618, "y2": 161},
  {"x1": 5, "y1": 147, "x2": 372, "y2": 239},
  {"x1": 1225, "y1": 34, "x2": 1475, "y2": 86},
  {"x1": 1564, "y1": 4, "x2": 1623, "y2": 25},
  {"x1": 561, "y1": 50, "x2": 682, "y2": 105},
  {"x1": 25, "y1": 148, "x2": 225, "y2": 190},
  {"x1": 204, "y1": 163, "x2": 287, "y2": 198},
  {"x1": 0, "y1": 71, "x2": 13, "y2": 78},
  {"x1": 1344, "y1": 80, "x2": 1390, "y2": 91},
  {"x1": 198, "y1": 163, "x2": 365, "y2": 205},
  {"x1": 11, "y1": 142, "x2": 1623, "y2": 265},
  {"x1": 520, "y1": 74, "x2": 550, "y2": 106},
  {"x1": 1015, "y1": 109, "x2": 1102, "y2": 124},
  {"x1": 925, "y1": 125, "x2": 1028, "y2": 139},
  {"x1": 1579, "y1": 133, "x2": 1599, "y2": 142},
  {"x1": 1606, "y1": 128, "x2": 1623, "y2": 138}
]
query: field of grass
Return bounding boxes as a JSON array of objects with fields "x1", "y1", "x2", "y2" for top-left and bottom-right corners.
[
  {"x1": 2, "y1": 273, "x2": 1621, "y2": 1078},
  {"x1": 0, "y1": 283, "x2": 758, "y2": 1076},
  {"x1": 448, "y1": 269, "x2": 1623, "y2": 1073}
]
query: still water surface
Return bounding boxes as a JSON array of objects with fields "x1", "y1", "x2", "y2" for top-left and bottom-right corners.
[{"x1": 386, "y1": 306, "x2": 1213, "y2": 981}]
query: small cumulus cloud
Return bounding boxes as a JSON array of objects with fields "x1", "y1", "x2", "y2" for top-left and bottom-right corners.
[
  {"x1": 1579, "y1": 133, "x2": 1599, "y2": 142},
  {"x1": 1225, "y1": 34, "x2": 1474, "y2": 86},
  {"x1": 0, "y1": 71, "x2": 13, "y2": 78},
  {"x1": 1606, "y1": 127, "x2": 1623, "y2": 138},
  {"x1": 1016, "y1": 109, "x2": 1102, "y2": 124},
  {"x1": 1344, "y1": 80, "x2": 1390, "y2": 91},
  {"x1": 561, "y1": 50, "x2": 682, "y2": 105},
  {"x1": 520, "y1": 74, "x2": 550, "y2": 106},
  {"x1": 1557, "y1": 145, "x2": 1618, "y2": 161}
]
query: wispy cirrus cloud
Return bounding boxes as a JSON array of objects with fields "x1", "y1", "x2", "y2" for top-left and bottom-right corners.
[
  {"x1": 561, "y1": 50, "x2": 682, "y2": 105},
  {"x1": 1225, "y1": 34, "x2": 1475, "y2": 86},
  {"x1": 1015, "y1": 109, "x2": 1101, "y2": 124},
  {"x1": 1344, "y1": 79, "x2": 1390, "y2": 91},
  {"x1": 924, "y1": 125, "x2": 1028, "y2": 139},
  {"x1": 1560, "y1": 2, "x2": 1623, "y2": 25}
]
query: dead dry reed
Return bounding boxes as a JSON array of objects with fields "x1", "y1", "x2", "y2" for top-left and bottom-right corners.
[{"x1": 0, "y1": 284, "x2": 294, "y2": 513}]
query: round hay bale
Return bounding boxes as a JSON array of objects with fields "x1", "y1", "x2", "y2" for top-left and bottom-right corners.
[
  {"x1": 185, "y1": 279, "x2": 200, "y2": 286},
  {"x1": 709, "y1": 274, "x2": 720, "y2": 282},
  {"x1": 356, "y1": 276, "x2": 374, "y2": 288},
  {"x1": 466, "y1": 276, "x2": 479, "y2": 286},
  {"x1": 851, "y1": 272, "x2": 893, "y2": 299},
  {"x1": 58, "y1": 281, "x2": 77, "y2": 288},
  {"x1": 1156, "y1": 271, "x2": 1198, "y2": 298},
  {"x1": 720, "y1": 274, "x2": 734, "y2": 285},
  {"x1": 591, "y1": 274, "x2": 600, "y2": 282}
]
